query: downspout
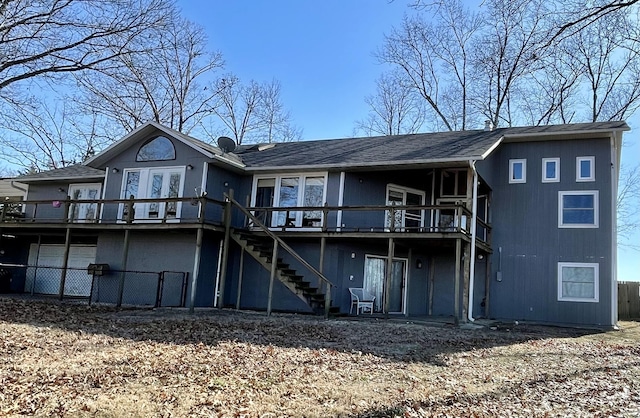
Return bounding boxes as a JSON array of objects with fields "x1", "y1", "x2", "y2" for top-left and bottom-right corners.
[
  {"x1": 467, "y1": 160, "x2": 479, "y2": 322},
  {"x1": 610, "y1": 134, "x2": 620, "y2": 328},
  {"x1": 10, "y1": 181, "x2": 28, "y2": 194}
]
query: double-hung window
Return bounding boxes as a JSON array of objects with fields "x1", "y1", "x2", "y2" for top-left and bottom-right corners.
[
  {"x1": 576, "y1": 156, "x2": 595, "y2": 182},
  {"x1": 557, "y1": 262, "x2": 599, "y2": 302},
  {"x1": 252, "y1": 174, "x2": 327, "y2": 228},
  {"x1": 542, "y1": 158, "x2": 560, "y2": 183},
  {"x1": 509, "y1": 159, "x2": 526, "y2": 183},
  {"x1": 558, "y1": 191, "x2": 598, "y2": 228}
]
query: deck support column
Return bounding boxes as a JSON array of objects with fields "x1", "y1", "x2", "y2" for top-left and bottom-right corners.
[
  {"x1": 454, "y1": 238, "x2": 461, "y2": 322},
  {"x1": 217, "y1": 189, "x2": 234, "y2": 309},
  {"x1": 428, "y1": 256, "x2": 435, "y2": 316},
  {"x1": 266, "y1": 240, "x2": 279, "y2": 316},
  {"x1": 384, "y1": 237, "x2": 395, "y2": 318},
  {"x1": 57, "y1": 228, "x2": 71, "y2": 300},
  {"x1": 188, "y1": 227, "x2": 204, "y2": 313},
  {"x1": 116, "y1": 229, "x2": 131, "y2": 307},
  {"x1": 484, "y1": 253, "x2": 491, "y2": 317},
  {"x1": 461, "y1": 241, "x2": 471, "y2": 322},
  {"x1": 319, "y1": 236, "x2": 326, "y2": 294},
  {"x1": 235, "y1": 249, "x2": 245, "y2": 310}
]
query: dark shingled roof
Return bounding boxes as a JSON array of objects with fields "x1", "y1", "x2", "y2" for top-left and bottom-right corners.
[
  {"x1": 14, "y1": 165, "x2": 105, "y2": 182},
  {"x1": 235, "y1": 121, "x2": 629, "y2": 170}
]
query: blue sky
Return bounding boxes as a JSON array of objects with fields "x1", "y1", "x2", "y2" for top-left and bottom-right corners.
[{"x1": 179, "y1": 0, "x2": 639, "y2": 280}]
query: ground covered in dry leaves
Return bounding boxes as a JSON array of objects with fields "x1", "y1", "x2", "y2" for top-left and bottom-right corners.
[{"x1": 0, "y1": 297, "x2": 639, "y2": 417}]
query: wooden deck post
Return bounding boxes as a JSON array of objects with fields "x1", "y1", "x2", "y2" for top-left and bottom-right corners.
[
  {"x1": 428, "y1": 256, "x2": 435, "y2": 316},
  {"x1": 188, "y1": 227, "x2": 204, "y2": 313},
  {"x1": 484, "y1": 253, "x2": 491, "y2": 317},
  {"x1": 235, "y1": 249, "x2": 245, "y2": 310},
  {"x1": 116, "y1": 229, "x2": 131, "y2": 307},
  {"x1": 319, "y1": 236, "x2": 326, "y2": 291},
  {"x1": 267, "y1": 240, "x2": 279, "y2": 316},
  {"x1": 57, "y1": 228, "x2": 71, "y2": 300},
  {"x1": 217, "y1": 189, "x2": 234, "y2": 309},
  {"x1": 454, "y1": 238, "x2": 461, "y2": 322},
  {"x1": 384, "y1": 237, "x2": 395, "y2": 318},
  {"x1": 461, "y1": 241, "x2": 471, "y2": 322}
]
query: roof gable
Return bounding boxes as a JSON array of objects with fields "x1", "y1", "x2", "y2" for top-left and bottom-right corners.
[{"x1": 83, "y1": 122, "x2": 243, "y2": 168}]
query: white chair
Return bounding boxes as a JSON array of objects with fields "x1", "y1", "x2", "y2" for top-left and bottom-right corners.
[{"x1": 349, "y1": 288, "x2": 375, "y2": 315}]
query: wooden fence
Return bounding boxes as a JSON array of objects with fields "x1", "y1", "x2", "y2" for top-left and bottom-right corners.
[{"x1": 618, "y1": 281, "x2": 640, "y2": 320}]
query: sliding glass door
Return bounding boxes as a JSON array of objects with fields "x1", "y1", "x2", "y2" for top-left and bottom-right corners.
[{"x1": 363, "y1": 255, "x2": 407, "y2": 314}]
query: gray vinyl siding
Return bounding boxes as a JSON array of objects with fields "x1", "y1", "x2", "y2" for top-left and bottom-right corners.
[
  {"x1": 228, "y1": 240, "x2": 432, "y2": 315},
  {"x1": 485, "y1": 138, "x2": 614, "y2": 326},
  {"x1": 94, "y1": 230, "x2": 200, "y2": 305},
  {"x1": 25, "y1": 181, "x2": 100, "y2": 221},
  {"x1": 98, "y1": 131, "x2": 212, "y2": 222}
]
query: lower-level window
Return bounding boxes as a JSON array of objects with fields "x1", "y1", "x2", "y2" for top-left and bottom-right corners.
[{"x1": 557, "y1": 262, "x2": 599, "y2": 302}]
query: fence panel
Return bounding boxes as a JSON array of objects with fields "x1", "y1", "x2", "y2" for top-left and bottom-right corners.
[
  {"x1": 159, "y1": 271, "x2": 187, "y2": 307},
  {"x1": 22, "y1": 266, "x2": 92, "y2": 297},
  {"x1": 618, "y1": 281, "x2": 640, "y2": 320},
  {"x1": 120, "y1": 271, "x2": 160, "y2": 306}
]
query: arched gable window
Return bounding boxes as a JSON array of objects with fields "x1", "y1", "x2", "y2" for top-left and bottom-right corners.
[{"x1": 136, "y1": 136, "x2": 176, "y2": 162}]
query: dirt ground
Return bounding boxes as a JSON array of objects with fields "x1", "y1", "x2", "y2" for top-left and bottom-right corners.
[{"x1": 0, "y1": 296, "x2": 638, "y2": 417}]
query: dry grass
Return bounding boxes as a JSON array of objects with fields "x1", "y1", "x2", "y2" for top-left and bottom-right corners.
[{"x1": 0, "y1": 297, "x2": 639, "y2": 417}]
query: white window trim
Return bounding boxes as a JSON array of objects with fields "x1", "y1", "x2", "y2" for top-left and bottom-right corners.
[
  {"x1": 558, "y1": 190, "x2": 599, "y2": 228},
  {"x1": 386, "y1": 183, "x2": 426, "y2": 230},
  {"x1": 68, "y1": 183, "x2": 102, "y2": 223},
  {"x1": 542, "y1": 158, "x2": 560, "y2": 183},
  {"x1": 557, "y1": 262, "x2": 599, "y2": 303},
  {"x1": 576, "y1": 156, "x2": 595, "y2": 182},
  {"x1": 509, "y1": 159, "x2": 526, "y2": 184},
  {"x1": 251, "y1": 172, "x2": 328, "y2": 230}
]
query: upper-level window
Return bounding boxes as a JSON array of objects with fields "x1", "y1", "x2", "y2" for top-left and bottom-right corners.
[
  {"x1": 252, "y1": 173, "x2": 327, "y2": 228},
  {"x1": 576, "y1": 156, "x2": 595, "y2": 182},
  {"x1": 440, "y1": 169, "x2": 467, "y2": 197},
  {"x1": 558, "y1": 190, "x2": 599, "y2": 228},
  {"x1": 136, "y1": 136, "x2": 176, "y2": 162},
  {"x1": 509, "y1": 159, "x2": 526, "y2": 184},
  {"x1": 542, "y1": 158, "x2": 560, "y2": 183}
]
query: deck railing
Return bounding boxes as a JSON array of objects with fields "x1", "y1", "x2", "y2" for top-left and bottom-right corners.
[
  {"x1": 0, "y1": 196, "x2": 225, "y2": 225},
  {"x1": 0, "y1": 197, "x2": 491, "y2": 244},
  {"x1": 245, "y1": 203, "x2": 491, "y2": 243}
]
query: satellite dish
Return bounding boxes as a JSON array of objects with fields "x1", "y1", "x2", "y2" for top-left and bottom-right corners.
[{"x1": 217, "y1": 136, "x2": 237, "y2": 153}]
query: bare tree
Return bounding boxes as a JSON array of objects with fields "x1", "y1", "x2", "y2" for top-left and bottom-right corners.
[
  {"x1": 255, "y1": 80, "x2": 303, "y2": 143},
  {"x1": 73, "y1": 16, "x2": 224, "y2": 135},
  {"x1": 0, "y1": 96, "x2": 100, "y2": 171},
  {"x1": 0, "y1": 0, "x2": 170, "y2": 95},
  {"x1": 567, "y1": 10, "x2": 640, "y2": 122},
  {"x1": 210, "y1": 76, "x2": 301, "y2": 145},
  {"x1": 355, "y1": 70, "x2": 425, "y2": 136},
  {"x1": 617, "y1": 164, "x2": 640, "y2": 249},
  {"x1": 378, "y1": 1, "x2": 482, "y2": 131},
  {"x1": 210, "y1": 75, "x2": 263, "y2": 145}
]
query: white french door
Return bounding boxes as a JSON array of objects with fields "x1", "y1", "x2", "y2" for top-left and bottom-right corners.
[
  {"x1": 146, "y1": 169, "x2": 183, "y2": 219},
  {"x1": 119, "y1": 167, "x2": 185, "y2": 222},
  {"x1": 68, "y1": 183, "x2": 101, "y2": 222}
]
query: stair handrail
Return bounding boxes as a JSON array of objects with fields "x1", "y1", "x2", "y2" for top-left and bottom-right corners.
[{"x1": 225, "y1": 193, "x2": 334, "y2": 317}]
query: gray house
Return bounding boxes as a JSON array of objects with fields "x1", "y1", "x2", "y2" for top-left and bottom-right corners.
[{"x1": 0, "y1": 121, "x2": 628, "y2": 327}]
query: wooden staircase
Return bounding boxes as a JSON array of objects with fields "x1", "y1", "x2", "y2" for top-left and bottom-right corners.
[{"x1": 230, "y1": 230, "x2": 337, "y2": 315}]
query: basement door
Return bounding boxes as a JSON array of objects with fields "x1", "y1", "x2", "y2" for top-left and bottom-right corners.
[
  {"x1": 25, "y1": 244, "x2": 96, "y2": 296},
  {"x1": 363, "y1": 255, "x2": 407, "y2": 314}
]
